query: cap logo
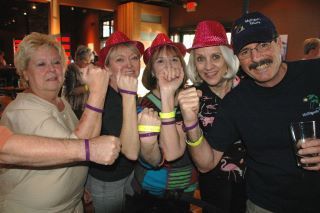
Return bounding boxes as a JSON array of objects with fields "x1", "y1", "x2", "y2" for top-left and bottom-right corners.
[
  {"x1": 234, "y1": 25, "x2": 245, "y2": 34},
  {"x1": 244, "y1": 17, "x2": 261, "y2": 25}
]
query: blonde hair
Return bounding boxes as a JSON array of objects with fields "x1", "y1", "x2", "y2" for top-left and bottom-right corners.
[
  {"x1": 14, "y1": 32, "x2": 67, "y2": 79},
  {"x1": 75, "y1": 45, "x2": 92, "y2": 62},
  {"x1": 142, "y1": 45, "x2": 188, "y2": 90},
  {"x1": 187, "y1": 46, "x2": 239, "y2": 85}
]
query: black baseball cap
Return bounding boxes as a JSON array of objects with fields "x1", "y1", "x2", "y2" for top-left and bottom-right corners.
[{"x1": 231, "y1": 12, "x2": 278, "y2": 54}]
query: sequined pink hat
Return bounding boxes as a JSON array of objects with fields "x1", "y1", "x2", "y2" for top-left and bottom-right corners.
[
  {"x1": 187, "y1": 20, "x2": 230, "y2": 52},
  {"x1": 143, "y1": 33, "x2": 186, "y2": 64}
]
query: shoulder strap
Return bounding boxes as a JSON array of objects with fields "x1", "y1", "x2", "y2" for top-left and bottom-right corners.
[
  {"x1": 146, "y1": 93, "x2": 162, "y2": 110},
  {"x1": 145, "y1": 92, "x2": 178, "y2": 113}
]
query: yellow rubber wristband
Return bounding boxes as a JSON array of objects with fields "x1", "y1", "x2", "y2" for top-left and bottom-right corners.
[
  {"x1": 159, "y1": 111, "x2": 175, "y2": 119},
  {"x1": 186, "y1": 133, "x2": 204, "y2": 147},
  {"x1": 84, "y1": 84, "x2": 89, "y2": 92},
  {"x1": 138, "y1": 125, "x2": 161, "y2": 133}
]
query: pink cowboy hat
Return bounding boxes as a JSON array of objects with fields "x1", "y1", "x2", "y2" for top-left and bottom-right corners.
[
  {"x1": 98, "y1": 31, "x2": 144, "y2": 67},
  {"x1": 143, "y1": 33, "x2": 186, "y2": 64},
  {"x1": 187, "y1": 20, "x2": 230, "y2": 52}
]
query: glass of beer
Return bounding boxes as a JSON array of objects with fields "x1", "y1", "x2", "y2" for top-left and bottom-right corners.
[{"x1": 290, "y1": 121, "x2": 318, "y2": 167}]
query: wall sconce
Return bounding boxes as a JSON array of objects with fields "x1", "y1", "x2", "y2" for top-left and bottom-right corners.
[{"x1": 183, "y1": 0, "x2": 198, "y2": 12}]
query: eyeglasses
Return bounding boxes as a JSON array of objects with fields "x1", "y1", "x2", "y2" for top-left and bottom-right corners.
[{"x1": 238, "y1": 41, "x2": 274, "y2": 60}]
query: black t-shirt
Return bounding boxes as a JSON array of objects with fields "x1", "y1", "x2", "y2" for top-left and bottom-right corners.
[
  {"x1": 206, "y1": 59, "x2": 320, "y2": 212},
  {"x1": 197, "y1": 83, "x2": 246, "y2": 182},
  {"x1": 89, "y1": 86, "x2": 134, "y2": 181}
]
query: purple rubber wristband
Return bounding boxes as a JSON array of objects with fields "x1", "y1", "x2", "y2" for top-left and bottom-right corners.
[
  {"x1": 183, "y1": 121, "x2": 199, "y2": 132},
  {"x1": 85, "y1": 103, "x2": 104, "y2": 113},
  {"x1": 161, "y1": 120, "x2": 176, "y2": 125},
  {"x1": 139, "y1": 132, "x2": 159, "y2": 138},
  {"x1": 85, "y1": 139, "x2": 90, "y2": 161},
  {"x1": 118, "y1": 88, "x2": 137, "y2": 95}
]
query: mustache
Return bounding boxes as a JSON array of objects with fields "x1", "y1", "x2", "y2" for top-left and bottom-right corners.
[{"x1": 249, "y1": 59, "x2": 273, "y2": 70}]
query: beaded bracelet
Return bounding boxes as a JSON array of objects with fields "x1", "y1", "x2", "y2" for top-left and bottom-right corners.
[
  {"x1": 183, "y1": 121, "x2": 199, "y2": 132},
  {"x1": 138, "y1": 125, "x2": 161, "y2": 132},
  {"x1": 118, "y1": 88, "x2": 137, "y2": 95},
  {"x1": 159, "y1": 111, "x2": 175, "y2": 119},
  {"x1": 139, "y1": 132, "x2": 159, "y2": 138},
  {"x1": 84, "y1": 139, "x2": 90, "y2": 161},
  {"x1": 85, "y1": 103, "x2": 104, "y2": 113},
  {"x1": 186, "y1": 130, "x2": 204, "y2": 147}
]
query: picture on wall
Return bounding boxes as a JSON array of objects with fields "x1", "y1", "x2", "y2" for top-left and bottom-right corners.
[{"x1": 280, "y1": 34, "x2": 288, "y2": 60}]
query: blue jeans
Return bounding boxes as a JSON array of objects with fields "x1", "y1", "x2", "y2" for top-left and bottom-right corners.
[{"x1": 86, "y1": 173, "x2": 134, "y2": 213}]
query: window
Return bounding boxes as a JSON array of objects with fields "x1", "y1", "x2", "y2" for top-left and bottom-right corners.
[
  {"x1": 102, "y1": 20, "x2": 113, "y2": 38},
  {"x1": 100, "y1": 13, "x2": 113, "y2": 39}
]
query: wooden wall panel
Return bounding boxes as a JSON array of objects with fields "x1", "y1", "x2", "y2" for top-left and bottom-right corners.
[{"x1": 116, "y1": 2, "x2": 169, "y2": 50}]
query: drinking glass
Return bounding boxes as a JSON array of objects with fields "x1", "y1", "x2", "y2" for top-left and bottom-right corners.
[{"x1": 290, "y1": 120, "x2": 318, "y2": 167}]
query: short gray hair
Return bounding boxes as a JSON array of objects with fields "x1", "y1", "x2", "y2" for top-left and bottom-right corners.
[
  {"x1": 303, "y1": 38, "x2": 320, "y2": 55},
  {"x1": 187, "y1": 46, "x2": 239, "y2": 85},
  {"x1": 75, "y1": 45, "x2": 92, "y2": 62}
]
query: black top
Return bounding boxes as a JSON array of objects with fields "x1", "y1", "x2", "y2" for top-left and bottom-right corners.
[
  {"x1": 206, "y1": 59, "x2": 320, "y2": 212},
  {"x1": 197, "y1": 83, "x2": 246, "y2": 182},
  {"x1": 89, "y1": 86, "x2": 134, "y2": 181}
]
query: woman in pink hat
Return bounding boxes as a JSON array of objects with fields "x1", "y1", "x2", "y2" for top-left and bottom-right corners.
[
  {"x1": 181, "y1": 20, "x2": 246, "y2": 213},
  {"x1": 125, "y1": 33, "x2": 198, "y2": 212},
  {"x1": 85, "y1": 31, "x2": 144, "y2": 213}
]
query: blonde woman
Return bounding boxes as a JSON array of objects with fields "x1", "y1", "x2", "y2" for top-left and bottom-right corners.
[
  {"x1": 86, "y1": 31, "x2": 144, "y2": 213},
  {"x1": 0, "y1": 32, "x2": 112, "y2": 212},
  {"x1": 182, "y1": 20, "x2": 246, "y2": 213}
]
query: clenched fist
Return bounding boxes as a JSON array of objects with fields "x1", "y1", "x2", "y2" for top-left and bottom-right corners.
[
  {"x1": 177, "y1": 87, "x2": 202, "y2": 124},
  {"x1": 138, "y1": 108, "x2": 161, "y2": 144},
  {"x1": 80, "y1": 64, "x2": 111, "y2": 94},
  {"x1": 89, "y1": 135, "x2": 121, "y2": 165}
]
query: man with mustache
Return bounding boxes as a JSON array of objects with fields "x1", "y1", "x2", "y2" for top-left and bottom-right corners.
[{"x1": 178, "y1": 12, "x2": 320, "y2": 212}]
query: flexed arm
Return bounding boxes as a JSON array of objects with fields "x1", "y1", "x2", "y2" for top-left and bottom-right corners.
[
  {"x1": 0, "y1": 126, "x2": 120, "y2": 166},
  {"x1": 178, "y1": 87, "x2": 223, "y2": 172},
  {"x1": 138, "y1": 108, "x2": 162, "y2": 167},
  {"x1": 74, "y1": 65, "x2": 111, "y2": 139},
  {"x1": 158, "y1": 65, "x2": 186, "y2": 161},
  {"x1": 117, "y1": 72, "x2": 140, "y2": 160}
]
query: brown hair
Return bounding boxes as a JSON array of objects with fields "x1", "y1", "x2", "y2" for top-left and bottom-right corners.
[
  {"x1": 142, "y1": 45, "x2": 188, "y2": 90},
  {"x1": 104, "y1": 43, "x2": 141, "y2": 67}
]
